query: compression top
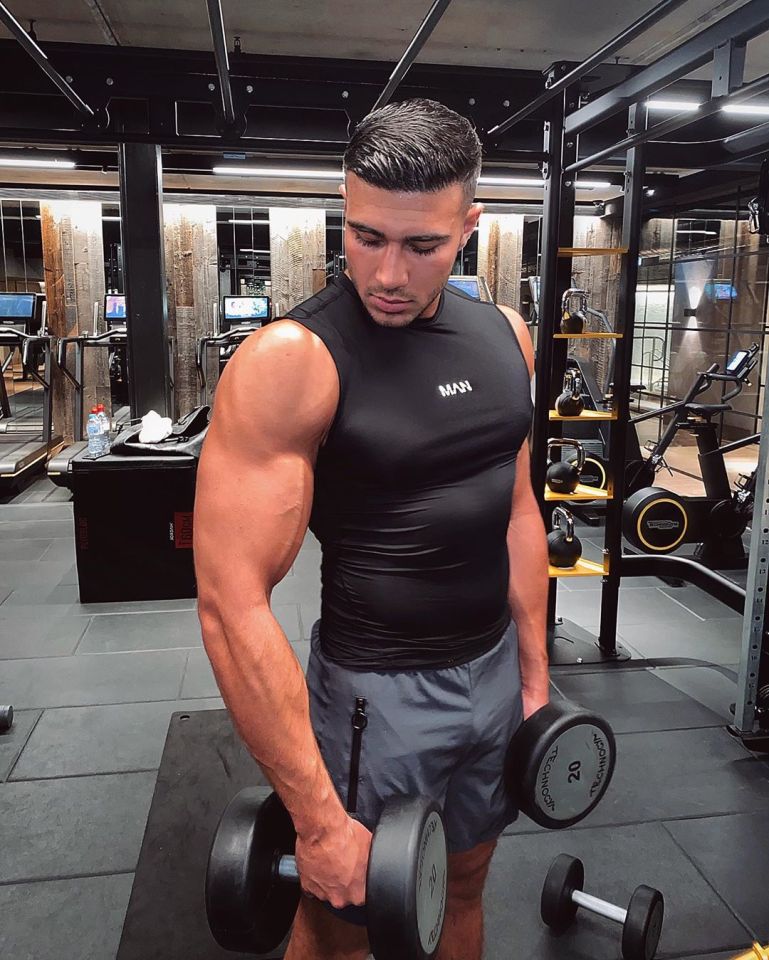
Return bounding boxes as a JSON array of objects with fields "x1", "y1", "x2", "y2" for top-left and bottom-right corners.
[{"x1": 287, "y1": 272, "x2": 533, "y2": 669}]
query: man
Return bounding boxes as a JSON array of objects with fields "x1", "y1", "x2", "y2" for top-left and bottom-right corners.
[{"x1": 195, "y1": 98, "x2": 549, "y2": 960}]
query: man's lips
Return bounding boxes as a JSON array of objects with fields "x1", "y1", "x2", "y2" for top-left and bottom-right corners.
[{"x1": 370, "y1": 294, "x2": 412, "y2": 313}]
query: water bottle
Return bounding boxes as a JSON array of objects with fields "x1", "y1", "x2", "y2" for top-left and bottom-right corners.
[
  {"x1": 86, "y1": 408, "x2": 102, "y2": 457},
  {"x1": 96, "y1": 403, "x2": 111, "y2": 455}
]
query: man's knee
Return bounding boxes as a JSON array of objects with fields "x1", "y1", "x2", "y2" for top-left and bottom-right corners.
[{"x1": 447, "y1": 839, "x2": 498, "y2": 903}]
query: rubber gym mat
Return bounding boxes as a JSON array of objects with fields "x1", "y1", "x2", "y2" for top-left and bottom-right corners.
[
  {"x1": 554, "y1": 667, "x2": 725, "y2": 733},
  {"x1": 664, "y1": 812, "x2": 769, "y2": 941},
  {"x1": 485, "y1": 824, "x2": 751, "y2": 959},
  {"x1": 116, "y1": 709, "x2": 284, "y2": 960}
]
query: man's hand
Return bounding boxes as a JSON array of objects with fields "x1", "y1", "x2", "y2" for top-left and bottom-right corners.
[
  {"x1": 294, "y1": 814, "x2": 373, "y2": 909},
  {"x1": 522, "y1": 683, "x2": 550, "y2": 721}
]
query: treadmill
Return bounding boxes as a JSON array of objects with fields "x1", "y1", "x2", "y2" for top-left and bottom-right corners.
[{"x1": 0, "y1": 320, "x2": 60, "y2": 488}]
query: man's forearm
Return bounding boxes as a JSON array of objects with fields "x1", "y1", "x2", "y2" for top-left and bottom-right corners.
[
  {"x1": 506, "y1": 506, "x2": 550, "y2": 690},
  {"x1": 199, "y1": 600, "x2": 347, "y2": 842}
]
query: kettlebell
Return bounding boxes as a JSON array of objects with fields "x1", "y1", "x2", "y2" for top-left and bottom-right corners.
[
  {"x1": 546, "y1": 438, "x2": 585, "y2": 494},
  {"x1": 560, "y1": 288, "x2": 589, "y2": 335},
  {"x1": 547, "y1": 506, "x2": 583, "y2": 568},
  {"x1": 555, "y1": 369, "x2": 585, "y2": 417}
]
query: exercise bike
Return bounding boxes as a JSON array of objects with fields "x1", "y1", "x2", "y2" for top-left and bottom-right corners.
[{"x1": 622, "y1": 343, "x2": 759, "y2": 569}]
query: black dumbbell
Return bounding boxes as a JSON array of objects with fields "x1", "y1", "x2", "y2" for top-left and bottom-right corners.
[
  {"x1": 206, "y1": 789, "x2": 447, "y2": 960},
  {"x1": 0, "y1": 705, "x2": 13, "y2": 733},
  {"x1": 546, "y1": 439, "x2": 586, "y2": 495},
  {"x1": 505, "y1": 701, "x2": 616, "y2": 829},
  {"x1": 547, "y1": 507, "x2": 582, "y2": 568},
  {"x1": 541, "y1": 854, "x2": 664, "y2": 960}
]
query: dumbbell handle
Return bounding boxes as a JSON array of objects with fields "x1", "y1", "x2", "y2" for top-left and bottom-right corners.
[
  {"x1": 276, "y1": 854, "x2": 299, "y2": 882},
  {"x1": 571, "y1": 889, "x2": 627, "y2": 925}
]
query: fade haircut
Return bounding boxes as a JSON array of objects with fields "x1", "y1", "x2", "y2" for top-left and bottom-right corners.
[{"x1": 343, "y1": 98, "x2": 482, "y2": 205}]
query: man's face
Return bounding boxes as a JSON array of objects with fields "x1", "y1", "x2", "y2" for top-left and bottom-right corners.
[{"x1": 341, "y1": 172, "x2": 482, "y2": 328}]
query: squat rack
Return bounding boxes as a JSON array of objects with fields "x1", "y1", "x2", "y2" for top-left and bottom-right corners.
[{"x1": 494, "y1": 0, "x2": 769, "y2": 747}]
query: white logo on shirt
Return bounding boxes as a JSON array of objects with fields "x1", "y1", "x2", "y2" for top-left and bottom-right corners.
[{"x1": 438, "y1": 380, "x2": 473, "y2": 397}]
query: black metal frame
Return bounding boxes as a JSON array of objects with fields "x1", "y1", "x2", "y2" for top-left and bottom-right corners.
[{"x1": 524, "y1": 0, "x2": 769, "y2": 735}]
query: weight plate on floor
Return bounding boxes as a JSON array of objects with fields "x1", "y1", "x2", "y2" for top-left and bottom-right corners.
[
  {"x1": 206, "y1": 788, "x2": 300, "y2": 953},
  {"x1": 541, "y1": 853, "x2": 583, "y2": 932},
  {"x1": 0, "y1": 705, "x2": 13, "y2": 733},
  {"x1": 622, "y1": 885, "x2": 664, "y2": 960},
  {"x1": 367, "y1": 796, "x2": 447, "y2": 960},
  {"x1": 506, "y1": 701, "x2": 616, "y2": 829}
]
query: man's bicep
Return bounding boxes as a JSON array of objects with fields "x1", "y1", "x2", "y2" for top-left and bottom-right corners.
[{"x1": 509, "y1": 439, "x2": 540, "y2": 522}]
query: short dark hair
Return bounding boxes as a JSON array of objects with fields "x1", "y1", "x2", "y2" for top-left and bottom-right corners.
[{"x1": 344, "y1": 98, "x2": 482, "y2": 203}]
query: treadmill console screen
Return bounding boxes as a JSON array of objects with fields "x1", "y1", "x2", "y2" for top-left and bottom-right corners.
[
  {"x1": 0, "y1": 293, "x2": 35, "y2": 320},
  {"x1": 447, "y1": 277, "x2": 481, "y2": 300},
  {"x1": 223, "y1": 295, "x2": 271, "y2": 322},
  {"x1": 105, "y1": 295, "x2": 127, "y2": 321}
]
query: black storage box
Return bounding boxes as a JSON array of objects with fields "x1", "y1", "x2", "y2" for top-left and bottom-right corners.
[{"x1": 72, "y1": 449, "x2": 198, "y2": 603}]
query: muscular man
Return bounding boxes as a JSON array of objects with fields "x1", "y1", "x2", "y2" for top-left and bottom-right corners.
[{"x1": 195, "y1": 98, "x2": 549, "y2": 960}]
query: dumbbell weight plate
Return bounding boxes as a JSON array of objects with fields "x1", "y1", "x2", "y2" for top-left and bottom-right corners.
[
  {"x1": 367, "y1": 796, "x2": 448, "y2": 960},
  {"x1": 206, "y1": 788, "x2": 301, "y2": 953},
  {"x1": 541, "y1": 853, "x2": 584, "y2": 932},
  {"x1": 0, "y1": 705, "x2": 13, "y2": 733},
  {"x1": 505, "y1": 701, "x2": 616, "y2": 829},
  {"x1": 622, "y1": 885, "x2": 664, "y2": 960}
]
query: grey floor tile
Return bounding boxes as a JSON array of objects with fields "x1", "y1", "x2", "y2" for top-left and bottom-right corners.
[
  {"x1": 11, "y1": 699, "x2": 222, "y2": 780},
  {"x1": 654, "y1": 665, "x2": 741, "y2": 722},
  {"x1": 615, "y1": 618, "x2": 745, "y2": 665},
  {"x1": 302, "y1": 530, "x2": 321, "y2": 553},
  {"x1": 0, "y1": 873, "x2": 133, "y2": 960},
  {"x1": 293, "y1": 639, "x2": 310, "y2": 673},
  {"x1": 659, "y1": 584, "x2": 742, "y2": 620},
  {"x1": 0, "y1": 771, "x2": 156, "y2": 883},
  {"x1": 0, "y1": 502, "x2": 73, "y2": 521},
  {"x1": 74, "y1": 597, "x2": 199, "y2": 617},
  {"x1": 0, "y1": 650, "x2": 188, "y2": 708},
  {"x1": 0, "y1": 518, "x2": 73, "y2": 540},
  {"x1": 557, "y1": 586, "x2": 713, "y2": 629},
  {"x1": 0, "y1": 558, "x2": 73, "y2": 591},
  {"x1": 291, "y1": 548, "x2": 322, "y2": 576},
  {"x1": 179, "y1": 649, "x2": 217, "y2": 699},
  {"x1": 271, "y1": 571, "x2": 321, "y2": 605},
  {"x1": 58, "y1": 562, "x2": 78, "y2": 585},
  {"x1": 0, "y1": 585, "x2": 10, "y2": 605},
  {"x1": 0, "y1": 708, "x2": 42, "y2": 780},
  {"x1": 78, "y1": 610, "x2": 203, "y2": 654},
  {"x1": 0, "y1": 607, "x2": 89, "y2": 659},
  {"x1": 273, "y1": 603, "x2": 302, "y2": 643},
  {"x1": 39, "y1": 538, "x2": 77, "y2": 563},
  {"x1": 299, "y1": 599, "x2": 321, "y2": 639},
  {"x1": 0, "y1": 538, "x2": 53, "y2": 561}
]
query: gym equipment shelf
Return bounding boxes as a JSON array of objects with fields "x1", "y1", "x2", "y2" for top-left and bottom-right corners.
[
  {"x1": 549, "y1": 409, "x2": 617, "y2": 421},
  {"x1": 557, "y1": 247, "x2": 629, "y2": 257},
  {"x1": 554, "y1": 332, "x2": 622, "y2": 339},
  {"x1": 548, "y1": 557, "x2": 607, "y2": 578},
  {"x1": 545, "y1": 483, "x2": 611, "y2": 501}
]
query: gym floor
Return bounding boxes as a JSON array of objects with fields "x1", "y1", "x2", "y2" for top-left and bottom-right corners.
[{"x1": 0, "y1": 479, "x2": 768, "y2": 959}]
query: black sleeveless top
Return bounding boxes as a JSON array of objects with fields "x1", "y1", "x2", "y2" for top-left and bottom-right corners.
[{"x1": 287, "y1": 273, "x2": 533, "y2": 669}]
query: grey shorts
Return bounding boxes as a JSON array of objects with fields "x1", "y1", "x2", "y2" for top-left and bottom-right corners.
[{"x1": 307, "y1": 618, "x2": 523, "y2": 857}]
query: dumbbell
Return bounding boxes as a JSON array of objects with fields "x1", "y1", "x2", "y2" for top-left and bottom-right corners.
[
  {"x1": 206, "y1": 789, "x2": 447, "y2": 960},
  {"x1": 0, "y1": 705, "x2": 13, "y2": 733},
  {"x1": 541, "y1": 854, "x2": 664, "y2": 960},
  {"x1": 505, "y1": 700, "x2": 616, "y2": 829}
]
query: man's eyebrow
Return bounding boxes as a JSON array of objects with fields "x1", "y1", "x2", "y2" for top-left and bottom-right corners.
[{"x1": 347, "y1": 220, "x2": 451, "y2": 243}]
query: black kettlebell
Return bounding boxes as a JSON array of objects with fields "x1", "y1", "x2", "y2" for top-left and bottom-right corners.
[
  {"x1": 560, "y1": 288, "x2": 589, "y2": 335},
  {"x1": 546, "y1": 438, "x2": 585, "y2": 494},
  {"x1": 555, "y1": 369, "x2": 585, "y2": 417},
  {"x1": 547, "y1": 507, "x2": 583, "y2": 568}
]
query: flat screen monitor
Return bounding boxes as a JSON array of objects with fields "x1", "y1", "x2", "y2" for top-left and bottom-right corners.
[
  {"x1": 447, "y1": 276, "x2": 481, "y2": 300},
  {"x1": 105, "y1": 294, "x2": 127, "y2": 321},
  {"x1": 704, "y1": 281, "x2": 738, "y2": 301},
  {"x1": 0, "y1": 292, "x2": 36, "y2": 321},
  {"x1": 223, "y1": 295, "x2": 271, "y2": 323}
]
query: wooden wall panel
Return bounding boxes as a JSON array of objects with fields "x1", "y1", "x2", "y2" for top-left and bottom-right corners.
[
  {"x1": 269, "y1": 209, "x2": 326, "y2": 316},
  {"x1": 477, "y1": 214, "x2": 524, "y2": 309},
  {"x1": 40, "y1": 201, "x2": 107, "y2": 441},
  {"x1": 163, "y1": 204, "x2": 218, "y2": 419}
]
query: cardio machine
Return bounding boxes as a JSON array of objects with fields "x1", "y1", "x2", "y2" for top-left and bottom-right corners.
[{"x1": 622, "y1": 343, "x2": 759, "y2": 569}]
